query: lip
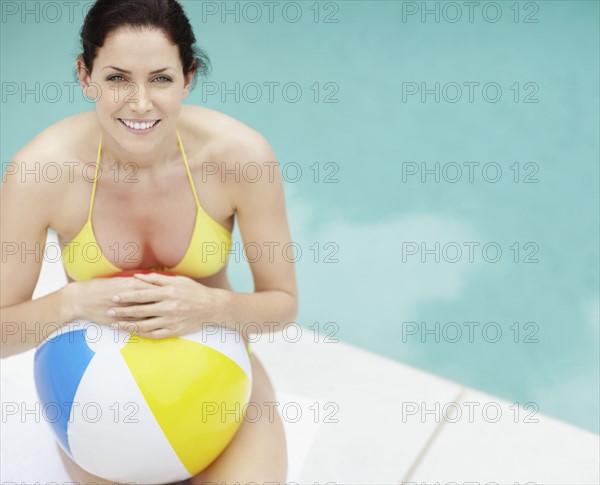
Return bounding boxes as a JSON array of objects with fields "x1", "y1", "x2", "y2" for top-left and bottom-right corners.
[{"x1": 117, "y1": 118, "x2": 161, "y2": 135}]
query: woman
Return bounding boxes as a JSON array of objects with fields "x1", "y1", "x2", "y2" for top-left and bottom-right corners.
[{"x1": 0, "y1": 0, "x2": 297, "y2": 483}]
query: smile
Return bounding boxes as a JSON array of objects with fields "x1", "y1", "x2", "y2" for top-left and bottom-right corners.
[{"x1": 118, "y1": 118, "x2": 161, "y2": 132}]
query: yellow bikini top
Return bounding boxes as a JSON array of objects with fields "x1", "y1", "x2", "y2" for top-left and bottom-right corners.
[{"x1": 62, "y1": 131, "x2": 232, "y2": 281}]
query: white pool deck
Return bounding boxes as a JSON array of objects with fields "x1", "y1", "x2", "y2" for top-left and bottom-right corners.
[{"x1": 1, "y1": 233, "x2": 599, "y2": 484}]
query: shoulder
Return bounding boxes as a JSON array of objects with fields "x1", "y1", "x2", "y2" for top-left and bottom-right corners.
[
  {"x1": 8, "y1": 111, "x2": 96, "y2": 170},
  {"x1": 3, "y1": 112, "x2": 97, "y2": 224},
  {"x1": 182, "y1": 105, "x2": 275, "y2": 162},
  {"x1": 181, "y1": 105, "x2": 279, "y2": 207}
]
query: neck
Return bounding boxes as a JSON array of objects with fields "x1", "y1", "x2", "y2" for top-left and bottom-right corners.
[{"x1": 100, "y1": 129, "x2": 182, "y2": 174}]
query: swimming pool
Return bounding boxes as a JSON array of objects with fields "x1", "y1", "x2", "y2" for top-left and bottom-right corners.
[{"x1": 2, "y1": 0, "x2": 598, "y2": 433}]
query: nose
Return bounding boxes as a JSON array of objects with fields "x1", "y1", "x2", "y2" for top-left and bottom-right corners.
[{"x1": 129, "y1": 81, "x2": 153, "y2": 112}]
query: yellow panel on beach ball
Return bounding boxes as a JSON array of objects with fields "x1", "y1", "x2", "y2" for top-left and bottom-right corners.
[{"x1": 120, "y1": 335, "x2": 252, "y2": 474}]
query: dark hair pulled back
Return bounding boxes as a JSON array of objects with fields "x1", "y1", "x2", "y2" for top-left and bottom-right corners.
[{"x1": 77, "y1": 0, "x2": 210, "y2": 89}]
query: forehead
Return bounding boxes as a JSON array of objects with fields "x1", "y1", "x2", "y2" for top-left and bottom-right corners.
[{"x1": 96, "y1": 27, "x2": 181, "y2": 69}]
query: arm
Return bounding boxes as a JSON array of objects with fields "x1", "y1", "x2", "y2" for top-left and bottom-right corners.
[
  {"x1": 213, "y1": 289, "x2": 297, "y2": 340},
  {"x1": 0, "y1": 155, "x2": 78, "y2": 359},
  {"x1": 0, "y1": 288, "x2": 77, "y2": 359},
  {"x1": 214, "y1": 133, "x2": 299, "y2": 342}
]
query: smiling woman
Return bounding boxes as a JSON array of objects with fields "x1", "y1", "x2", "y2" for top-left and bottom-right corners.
[
  {"x1": 0, "y1": 0, "x2": 297, "y2": 484},
  {"x1": 75, "y1": 0, "x2": 209, "y2": 170}
]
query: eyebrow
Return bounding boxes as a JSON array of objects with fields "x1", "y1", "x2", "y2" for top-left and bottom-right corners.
[{"x1": 102, "y1": 66, "x2": 174, "y2": 74}]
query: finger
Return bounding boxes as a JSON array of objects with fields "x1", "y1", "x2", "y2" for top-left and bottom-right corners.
[
  {"x1": 108, "y1": 302, "x2": 162, "y2": 319},
  {"x1": 117, "y1": 317, "x2": 166, "y2": 333},
  {"x1": 136, "y1": 327, "x2": 175, "y2": 340},
  {"x1": 132, "y1": 317, "x2": 175, "y2": 339},
  {"x1": 132, "y1": 272, "x2": 177, "y2": 286},
  {"x1": 113, "y1": 276, "x2": 157, "y2": 288},
  {"x1": 113, "y1": 288, "x2": 164, "y2": 304},
  {"x1": 116, "y1": 320, "x2": 143, "y2": 334}
]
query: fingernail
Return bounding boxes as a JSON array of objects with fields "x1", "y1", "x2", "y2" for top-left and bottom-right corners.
[
  {"x1": 112, "y1": 295, "x2": 121, "y2": 302},
  {"x1": 107, "y1": 309, "x2": 116, "y2": 317}
]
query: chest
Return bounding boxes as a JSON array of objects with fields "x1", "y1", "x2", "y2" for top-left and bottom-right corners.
[{"x1": 56, "y1": 162, "x2": 232, "y2": 271}]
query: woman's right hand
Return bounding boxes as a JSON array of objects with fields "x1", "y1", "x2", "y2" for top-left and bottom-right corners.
[{"x1": 65, "y1": 276, "x2": 159, "y2": 329}]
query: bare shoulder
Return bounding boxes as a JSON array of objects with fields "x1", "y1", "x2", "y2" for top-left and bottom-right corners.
[
  {"x1": 182, "y1": 104, "x2": 278, "y2": 191},
  {"x1": 8, "y1": 111, "x2": 96, "y2": 171},
  {"x1": 4, "y1": 111, "x2": 98, "y2": 227},
  {"x1": 11, "y1": 112, "x2": 92, "y2": 156},
  {"x1": 183, "y1": 105, "x2": 275, "y2": 161}
]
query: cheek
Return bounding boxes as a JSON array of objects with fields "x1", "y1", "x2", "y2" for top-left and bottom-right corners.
[
  {"x1": 150, "y1": 99, "x2": 182, "y2": 119},
  {"x1": 94, "y1": 85, "x2": 120, "y2": 111},
  {"x1": 157, "y1": 90, "x2": 182, "y2": 109}
]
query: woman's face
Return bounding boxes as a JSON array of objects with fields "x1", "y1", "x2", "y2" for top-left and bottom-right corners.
[{"x1": 78, "y1": 27, "x2": 193, "y2": 153}]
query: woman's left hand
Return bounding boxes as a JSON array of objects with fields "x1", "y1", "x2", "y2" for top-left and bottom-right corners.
[{"x1": 105, "y1": 272, "x2": 229, "y2": 340}]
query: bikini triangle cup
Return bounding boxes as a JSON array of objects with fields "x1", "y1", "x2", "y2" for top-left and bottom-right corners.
[{"x1": 61, "y1": 131, "x2": 233, "y2": 282}]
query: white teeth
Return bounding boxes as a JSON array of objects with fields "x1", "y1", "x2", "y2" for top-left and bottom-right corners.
[{"x1": 121, "y1": 119, "x2": 157, "y2": 130}]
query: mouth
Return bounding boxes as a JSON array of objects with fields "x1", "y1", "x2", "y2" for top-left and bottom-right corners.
[{"x1": 117, "y1": 118, "x2": 161, "y2": 134}]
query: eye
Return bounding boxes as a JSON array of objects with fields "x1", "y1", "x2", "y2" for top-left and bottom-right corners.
[{"x1": 106, "y1": 75, "x2": 172, "y2": 83}]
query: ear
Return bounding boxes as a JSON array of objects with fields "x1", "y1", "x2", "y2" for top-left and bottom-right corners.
[
  {"x1": 76, "y1": 56, "x2": 99, "y2": 101},
  {"x1": 182, "y1": 65, "x2": 197, "y2": 99},
  {"x1": 76, "y1": 56, "x2": 91, "y2": 86}
]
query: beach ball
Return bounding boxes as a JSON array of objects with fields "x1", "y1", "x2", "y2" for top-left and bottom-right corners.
[{"x1": 33, "y1": 269, "x2": 252, "y2": 484}]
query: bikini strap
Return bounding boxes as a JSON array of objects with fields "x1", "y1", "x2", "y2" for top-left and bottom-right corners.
[
  {"x1": 87, "y1": 132, "x2": 197, "y2": 223},
  {"x1": 177, "y1": 130, "x2": 201, "y2": 209},
  {"x1": 87, "y1": 133, "x2": 103, "y2": 222}
]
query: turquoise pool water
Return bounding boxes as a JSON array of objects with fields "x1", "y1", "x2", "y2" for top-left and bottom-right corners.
[{"x1": 1, "y1": 1, "x2": 598, "y2": 433}]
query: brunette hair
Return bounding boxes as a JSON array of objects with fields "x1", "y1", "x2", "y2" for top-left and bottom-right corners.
[{"x1": 77, "y1": 0, "x2": 210, "y2": 89}]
